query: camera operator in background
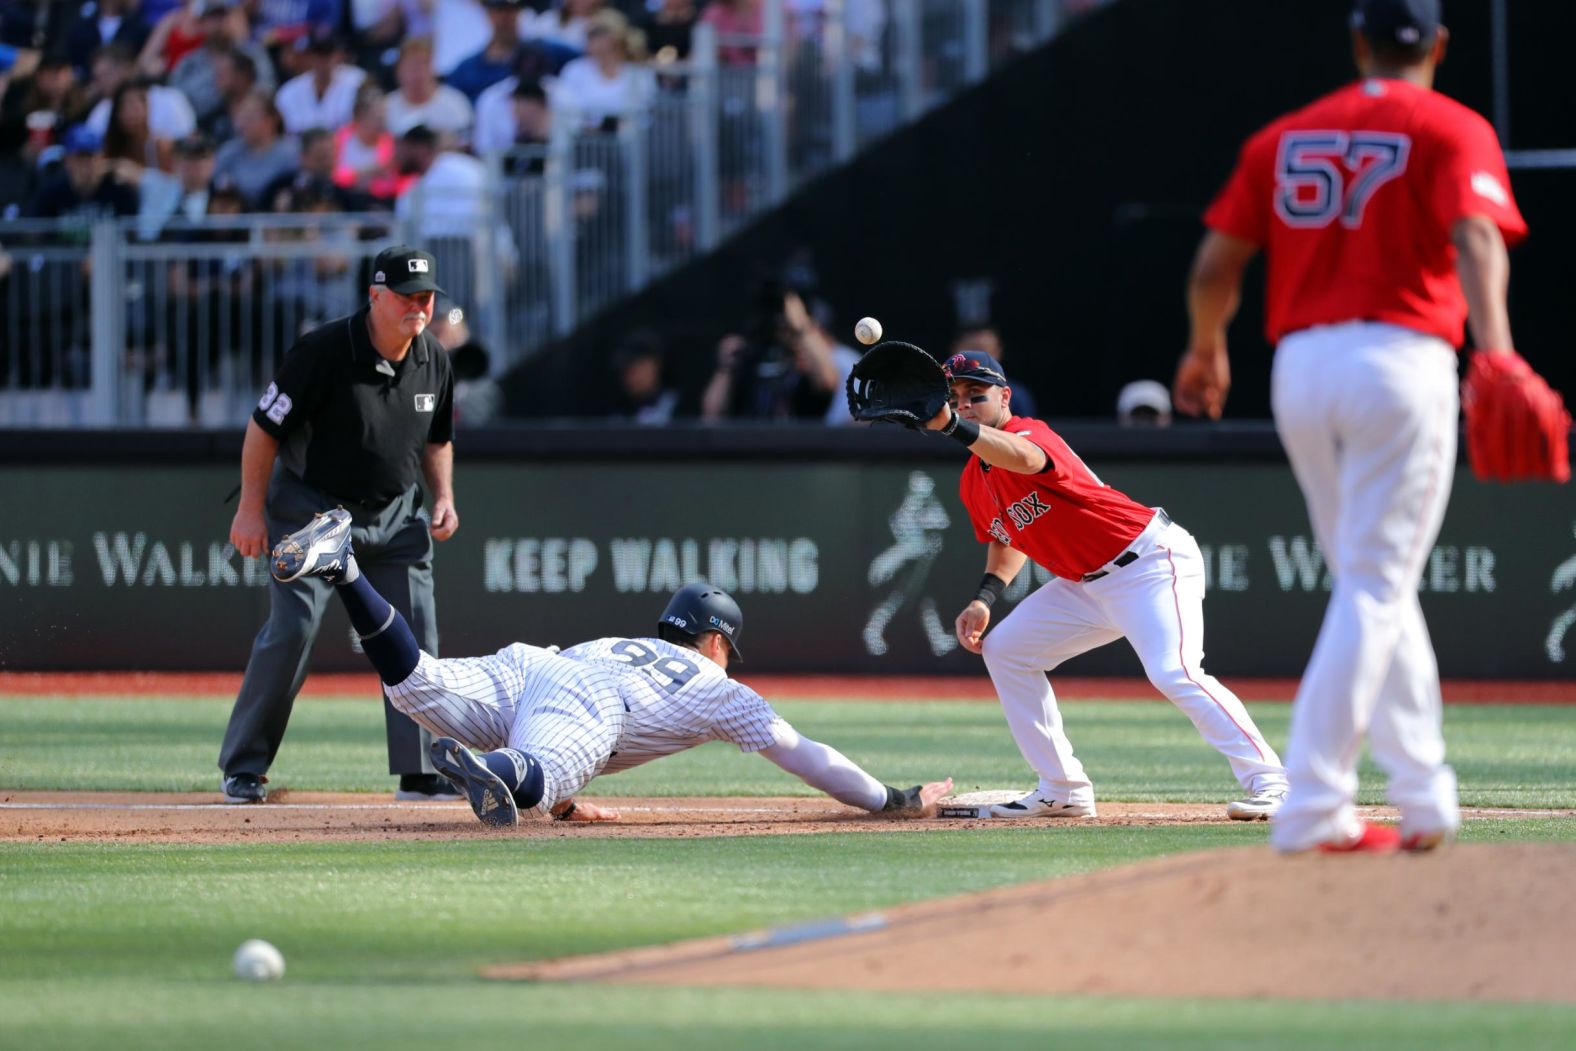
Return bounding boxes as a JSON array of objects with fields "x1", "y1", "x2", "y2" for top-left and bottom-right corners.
[{"x1": 701, "y1": 275, "x2": 860, "y2": 424}]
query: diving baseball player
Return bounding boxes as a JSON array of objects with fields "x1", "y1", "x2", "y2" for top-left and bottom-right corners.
[
  {"x1": 266, "y1": 508, "x2": 952, "y2": 825},
  {"x1": 922, "y1": 350, "x2": 1288, "y2": 820},
  {"x1": 1176, "y1": 0, "x2": 1545, "y2": 853}
]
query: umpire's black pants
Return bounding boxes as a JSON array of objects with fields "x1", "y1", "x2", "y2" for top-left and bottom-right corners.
[{"x1": 218, "y1": 467, "x2": 439, "y2": 779}]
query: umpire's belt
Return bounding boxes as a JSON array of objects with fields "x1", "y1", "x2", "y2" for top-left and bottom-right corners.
[
  {"x1": 321, "y1": 488, "x2": 406, "y2": 522},
  {"x1": 1081, "y1": 509, "x2": 1172, "y2": 583}
]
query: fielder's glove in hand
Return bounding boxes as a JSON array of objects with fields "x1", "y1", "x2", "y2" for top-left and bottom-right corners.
[
  {"x1": 1462, "y1": 350, "x2": 1571, "y2": 483},
  {"x1": 846, "y1": 341, "x2": 949, "y2": 428}
]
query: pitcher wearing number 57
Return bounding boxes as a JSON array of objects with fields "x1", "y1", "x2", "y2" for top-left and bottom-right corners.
[{"x1": 1176, "y1": 0, "x2": 1566, "y2": 855}]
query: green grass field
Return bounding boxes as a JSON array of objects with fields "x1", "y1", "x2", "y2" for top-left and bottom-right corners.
[{"x1": 3, "y1": 694, "x2": 1574, "y2": 1049}]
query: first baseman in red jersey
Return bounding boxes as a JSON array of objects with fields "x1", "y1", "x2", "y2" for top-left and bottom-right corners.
[
  {"x1": 922, "y1": 350, "x2": 1287, "y2": 819},
  {"x1": 1175, "y1": 0, "x2": 1532, "y2": 853}
]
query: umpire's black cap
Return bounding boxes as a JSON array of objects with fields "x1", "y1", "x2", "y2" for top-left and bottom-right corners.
[
  {"x1": 372, "y1": 245, "x2": 445, "y2": 296},
  {"x1": 1350, "y1": 0, "x2": 1440, "y2": 46},
  {"x1": 659, "y1": 582, "x2": 744, "y2": 660},
  {"x1": 942, "y1": 349, "x2": 1009, "y2": 388}
]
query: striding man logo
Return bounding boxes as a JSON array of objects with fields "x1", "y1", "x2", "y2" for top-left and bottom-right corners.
[{"x1": 1545, "y1": 523, "x2": 1576, "y2": 662}]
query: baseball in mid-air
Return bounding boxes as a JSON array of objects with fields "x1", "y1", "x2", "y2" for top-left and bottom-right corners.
[
  {"x1": 233, "y1": 938, "x2": 286, "y2": 981},
  {"x1": 854, "y1": 317, "x2": 883, "y2": 345}
]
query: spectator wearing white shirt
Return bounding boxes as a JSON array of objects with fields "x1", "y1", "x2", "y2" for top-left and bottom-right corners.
[
  {"x1": 392, "y1": 122, "x2": 488, "y2": 234},
  {"x1": 432, "y1": 0, "x2": 493, "y2": 77},
  {"x1": 549, "y1": 8, "x2": 652, "y2": 131},
  {"x1": 467, "y1": 38, "x2": 558, "y2": 155},
  {"x1": 385, "y1": 36, "x2": 473, "y2": 138},
  {"x1": 469, "y1": 72, "x2": 517, "y2": 155},
  {"x1": 273, "y1": 30, "x2": 366, "y2": 133},
  {"x1": 394, "y1": 122, "x2": 518, "y2": 314},
  {"x1": 137, "y1": 131, "x2": 217, "y2": 238},
  {"x1": 85, "y1": 43, "x2": 196, "y2": 140},
  {"x1": 519, "y1": 0, "x2": 606, "y2": 53}
]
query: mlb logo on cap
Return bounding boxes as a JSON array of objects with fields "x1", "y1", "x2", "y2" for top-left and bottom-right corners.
[{"x1": 371, "y1": 245, "x2": 445, "y2": 296}]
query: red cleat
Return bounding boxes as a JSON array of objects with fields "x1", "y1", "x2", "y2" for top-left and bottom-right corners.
[{"x1": 1318, "y1": 822, "x2": 1401, "y2": 854}]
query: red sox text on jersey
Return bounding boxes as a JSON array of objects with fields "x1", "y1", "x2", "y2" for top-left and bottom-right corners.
[{"x1": 958, "y1": 416, "x2": 1155, "y2": 581}]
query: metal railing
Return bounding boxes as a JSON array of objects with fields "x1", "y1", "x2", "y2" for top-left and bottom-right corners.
[
  {"x1": 0, "y1": 0, "x2": 1096, "y2": 428},
  {"x1": 1, "y1": 214, "x2": 405, "y2": 428},
  {"x1": 513, "y1": 0, "x2": 1085, "y2": 335}
]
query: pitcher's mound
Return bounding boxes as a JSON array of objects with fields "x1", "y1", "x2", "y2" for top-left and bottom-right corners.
[{"x1": 496, "y1": 843, "x2": 1576, "y2": 1002}]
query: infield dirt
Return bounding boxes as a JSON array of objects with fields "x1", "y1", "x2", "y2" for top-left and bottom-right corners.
[
  {"x1": 7, "y1": 793, "x2": 1572, "y2": 1003},
  {"x1": 499, "y1": 842, "x2": 1576, "y2": 1004}
]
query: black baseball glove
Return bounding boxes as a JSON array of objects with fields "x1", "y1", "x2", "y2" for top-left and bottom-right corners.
[{"x1": 845, "y1": 341, "x2": 948, "y2": 428}]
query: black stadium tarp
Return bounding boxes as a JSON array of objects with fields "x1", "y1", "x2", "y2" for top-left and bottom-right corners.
[{"x1": 1, "y1": 426, "x2": 1572, "y2": 679}]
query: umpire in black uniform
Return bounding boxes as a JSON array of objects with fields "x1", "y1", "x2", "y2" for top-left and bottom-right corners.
[{"x1": 220, "y1": 245, "x2": 460, "y2": 803}]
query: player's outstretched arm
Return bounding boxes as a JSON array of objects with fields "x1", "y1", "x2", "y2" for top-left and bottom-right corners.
[
  {"x1": 880, "y1": 778, "x2": 955, "y2": 817},
  {"x1": 760, "y1": 725, "x2": 950, "y2": 817},
  {"x1": 920, "y1": 404, "x2": 1048, "y2": 474},
  {"x1": 956, "y1": 542, "x2": 1028, "y2": 654}
]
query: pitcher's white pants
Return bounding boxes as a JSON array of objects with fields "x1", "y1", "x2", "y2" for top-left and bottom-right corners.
[
  {"x1": 1269, "y1": 322, "x2": 1461, "y2": 852},
  {"x1": 981, "y1": 515, "x2": 1286, "y2": 806}
]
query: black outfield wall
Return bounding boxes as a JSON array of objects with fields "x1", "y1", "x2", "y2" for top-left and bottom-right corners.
[{"x1": 1, "y1": 426, "x2": 1572, "y2": 678}]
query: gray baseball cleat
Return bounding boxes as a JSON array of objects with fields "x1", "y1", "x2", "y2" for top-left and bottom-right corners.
[
  {"x1": 990, "y1": 790, "x2": 1096, "y2": 819},
  {"x1": 429, "y1": 737, "x2": 519, "y2": 828},
  {"x1": 270, "y1": 508, "x2": 353, "y2": 583},
  {"x1": 222, "y1": 772, "x2": 268, "y2": 804},
  {"x1": 1226, "y1": 785, "x2": 1288, "y2": 821}
]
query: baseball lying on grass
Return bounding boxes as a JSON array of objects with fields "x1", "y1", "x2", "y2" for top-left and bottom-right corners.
[
  {"x1": 854, "y1": 317, "x2": 883, "y2": 345},
  {"x1": 233, "y1": 938, "x2": 286, "y2": 981}
]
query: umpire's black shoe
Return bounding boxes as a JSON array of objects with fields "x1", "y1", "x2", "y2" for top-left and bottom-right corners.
[
  {"x1": 429, "y1": 737, "x2": 519, "y2": 828},
  {"x1": 394, "y1": 773, "x2": 464, "y2": 803},
  {"x1": 271, "y1": 508, "x2": 354, "y2": 583},
  {"x1": 222, "y1": 773, "x2": 268, "y2": 804}
]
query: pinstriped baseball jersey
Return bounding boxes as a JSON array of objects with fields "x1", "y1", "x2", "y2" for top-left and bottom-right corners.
[
  {"x1": 384, "y1": 635, "x2": 785, "y2": 811},
  {"x1": 558, "y1": 636, "x2": 787, "y2": 773}
]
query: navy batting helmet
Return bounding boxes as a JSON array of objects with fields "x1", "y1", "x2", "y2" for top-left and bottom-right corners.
[{"x1": 659, "y1": 582, "x2": 744, "y2": 659}]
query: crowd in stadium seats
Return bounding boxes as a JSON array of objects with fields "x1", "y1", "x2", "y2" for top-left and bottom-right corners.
[{"x1": 0, "y1": 0, "x2": 757, "y2": 220}]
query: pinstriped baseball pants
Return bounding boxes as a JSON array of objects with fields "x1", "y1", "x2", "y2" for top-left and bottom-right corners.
[{"x1": 386, "y1": 644, "x2": 627, "y2": 813}]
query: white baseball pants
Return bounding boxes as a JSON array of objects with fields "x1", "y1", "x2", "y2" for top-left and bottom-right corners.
[
  {"x1": 1269, "y1": 322, "x2": 1461, "y2": 852},
  {"x1": 387, "y1": 644, "x2": 627, "y2": 812},
  {"x1": 981, "y1": 513, "x2": 1287, "y2": 806}
]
